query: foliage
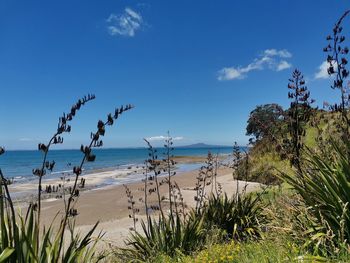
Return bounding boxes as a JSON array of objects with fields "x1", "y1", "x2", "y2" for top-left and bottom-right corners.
[
  {"x1": 283, "y1": 139, "x2": 350, "y2": 256},
  {"x1": 183, "y1": 241, "x2": 239, "y2": 263},
  {"x1": 118, "y1": 213, "x2": 205, "y2": 262},
  {"x1": 151, "y1": 237, "x2": 328, "y2": 263},
  {"x1": 236, "y1": 139, "x2": 290, "y2": 185},
  {"x1": 246, "y1": 103, "x2": 284, "y2": 142},
  {"x1": 201, "y1": 193, "x2": 266, "y2": 241},
  {"x1": 283, "y1": 69, "x2": 315, "y2": 173},
  {"x1": 183, "y1": 239, "x2": 313, "y2": 263},
  {"x1": 324, "y1": 10, "x2": 350, "y2": 140}
]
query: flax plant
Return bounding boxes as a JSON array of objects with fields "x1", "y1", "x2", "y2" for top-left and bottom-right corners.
[
  {"x1": 284, "y1": 69, "x2": 314, "y2": 177},
  {"x1": 163, "y1": 133, "x2": 176, "y2": 221},
  {"x1": 282, "y1": 139, "x2": 350, "y2": 255},
  {"x1": 57, "y1": 104, "x2": 134, "y2": 256},
  {"x1": 124, "y1": 184, "x2": 139, "y2": 232},
  {"x1": 34, "y1": 94, "x2": 95, "y2": 240},
  {"x1": 0, "y1": 98, "x2": 134, "y2": 262},
  {"x1": 143, "y1": 138, "x2": 165, "y2": 219},
  {"x1": 194, "y1": 152, "x2": 214, "y2": 214},
  {"x1": 120, "y1": 136, "x2": 206, "y2": 261},
  {"x1": 324, "y1": 10, "x2": 350, "y2": 141}
]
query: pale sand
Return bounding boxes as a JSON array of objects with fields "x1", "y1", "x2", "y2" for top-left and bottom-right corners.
[{"x1": 11, "y1": 165, "x2": 263, "y2": 249}]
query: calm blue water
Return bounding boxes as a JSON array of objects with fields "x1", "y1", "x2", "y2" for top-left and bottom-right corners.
[{"x1": 0, "y1": 147, "x2": 234, "y2": 180}]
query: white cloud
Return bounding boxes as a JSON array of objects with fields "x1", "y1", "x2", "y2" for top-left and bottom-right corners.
[
  {"x1": 263, "y1": 49, "x2": 292, "y2": 58},
  {"x1": 107, "y1": 7, "x2": 143, "y2": 37},
  {"x1": 217, "y1": 68, "x2": 245, "y2": 81},
  {"x1": 147, "y1": 136, "x2": 167, "y2": 141},
  {"x1": 146, "y1": 136, "x2": 184, "y2": 141},
  {"x1": 217, "y1": 48, "x2": 292, "y2": 81},
  {"x1": 314, "y1": 61, "x2": 336, "y2": 79},
  {"x1": 276, "y1": 60, "x2": 292, "y2": 71}
]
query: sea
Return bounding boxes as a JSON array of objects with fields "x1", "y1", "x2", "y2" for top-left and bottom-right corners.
[{"x1": 0, "y1": 147, "x2": 234, "y2": 184}]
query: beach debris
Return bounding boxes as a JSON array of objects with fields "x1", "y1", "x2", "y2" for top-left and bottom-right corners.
[
  {"x1": 79, "y1": 177, "x2": 86, "y2": 188},
  {"x1": 68, "y1": 208, "x2": 78, "y2": 217}
]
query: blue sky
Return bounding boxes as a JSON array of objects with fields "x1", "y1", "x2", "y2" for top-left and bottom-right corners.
[{"x1": 0, "y1": 0, "x2": 349, "y2": 150}]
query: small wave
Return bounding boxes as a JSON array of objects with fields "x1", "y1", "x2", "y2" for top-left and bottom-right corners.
[{"x1": 50, "y1": 169, "x2": 73, "y2": 175}]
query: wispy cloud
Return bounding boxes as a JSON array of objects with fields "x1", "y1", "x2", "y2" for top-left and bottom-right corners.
[
  {"x1": 314, "y1": 61, "x2": 336, "y2": 79},
  {"x1": 217, "y1": 49, "x2": 292, "y2": 81},
  {"x1": 276, "y1": 60, "x2": 292, "y2": 71},
  {"x1": 146, "y1": 136, "x2": 184, "y2": 141},
  {"x1": 107, "y1": 7, "x2": 143, "y2": 37},
  {"x1": 263, "y1": 49, "x2": 292, "y2": 58}
]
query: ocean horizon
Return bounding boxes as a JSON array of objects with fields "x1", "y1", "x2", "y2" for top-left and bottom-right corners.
[{"x1": 0, "y1": 146, "x2": 239, "y2": 181}]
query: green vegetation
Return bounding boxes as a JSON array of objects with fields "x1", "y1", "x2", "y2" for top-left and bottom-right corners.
[
  {"x1": 246, "y1": 103, "x2": 284, "y2": 142},
  {"x1": 201, "y1": 193, "x2": 266, "y2": 241},
  {"x1": 283, "y1": 139, "x2": 350, "y2": 256},
  {"x1": 153, "y1": 239, "x2": 322, "y2": 263},
  {"x1": 118, "y1": 213, "x2": 205, "y2": 261}
]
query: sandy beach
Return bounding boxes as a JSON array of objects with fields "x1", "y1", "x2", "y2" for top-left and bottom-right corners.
[{"x1": 9, "y1": 157, "x2": 263, "y2": 249}]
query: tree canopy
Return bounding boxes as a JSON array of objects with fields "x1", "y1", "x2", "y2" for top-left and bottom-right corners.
[{"x1": 246, "y1": 103, "x2": 284, "y2": 141}]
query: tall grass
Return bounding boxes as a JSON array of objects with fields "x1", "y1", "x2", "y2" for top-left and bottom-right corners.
[{"x1": 283, "y1": 139, "x2": 350, "y2": 254}]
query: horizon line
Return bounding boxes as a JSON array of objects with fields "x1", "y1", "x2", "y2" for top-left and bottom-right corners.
[{"x1": 3, "y1": 144, "x2": 241, "y2": 151}]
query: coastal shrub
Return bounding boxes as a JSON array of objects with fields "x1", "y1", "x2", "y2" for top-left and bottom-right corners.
[
  {"x1": 283, "y1": 139, "x2": 350, "y2": 255},
  {"x1": 151, "y1": 236, "x2": 328, "y2": 263},
  {"x1": 201, "y1": 193, "x2": 266, "y2": 241},
  {"x1": 186, "y1": 240, "x2": 293, "y2": 263},
  {"x1": 119, "y1": 213, "x2": 205, "y2": 261},
  {"x1": 185, "y1": 241, "x2": 240, "y2": 263}
]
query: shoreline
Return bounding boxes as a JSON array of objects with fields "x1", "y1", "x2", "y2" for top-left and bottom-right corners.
[
  {"x1": 7, "y1": 155, "x2": 228, "y2": 201},
  {"x1": 8, "y1": 154, "x2": 263, "y2": 249}
]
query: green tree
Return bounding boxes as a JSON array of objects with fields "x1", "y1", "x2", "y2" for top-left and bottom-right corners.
[{"x1": 246, "y1": 104, "x2": 284, "y2": 142}]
